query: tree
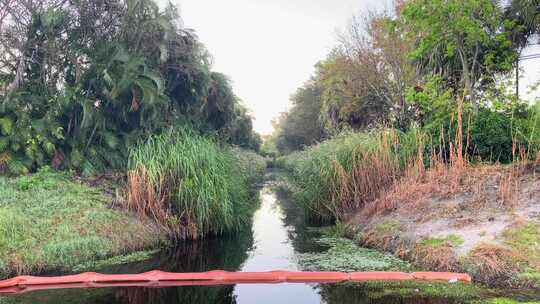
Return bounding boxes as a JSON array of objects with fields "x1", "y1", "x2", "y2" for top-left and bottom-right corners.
[
  {"x1": 401, "y1": 0, "x2": 517, "y2": 111},
  {"x1": 331, "y1": 12, "x2": 419, "y2": 130},
  {"x1": 274, "y1": 80, "x2": 326, "y2": 154},
  {"x1": 0, "y1": 0, "x2": 260, "y2": 174},
  {"x1": 505, "y1": 0, "x2": 540, "y2": 46},
  {"x1": 504, "y1": 0, "x2": 540, "y2": 98}
]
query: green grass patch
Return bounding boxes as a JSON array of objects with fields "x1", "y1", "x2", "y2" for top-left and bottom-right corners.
[
  {"x1": 474, "y1": 298, "x2": 540, "y2": 304},
  {"x1": 0, "y1": 168, "x2": 164, "y2": 276},
  {"x1": 72, "y1": 249, "x2": 160, "y2": 272},
  {"x1": 374, "y1": 220, "x2": 403, "y2": 234},
  {"x1": 504, "y1": 223, "x2": 539, "y2": 261},
  {"x1": 503, "y1": 223, "x2": 540, "y2": 288},
  {"x1": 317, "y1": 222, "x2": 359, "y2": 239},
  {"x1": 422, "y1": 234, "x2": 465, "y2": 247}
]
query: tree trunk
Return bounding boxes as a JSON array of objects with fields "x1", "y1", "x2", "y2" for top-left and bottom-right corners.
[
  {"x1": 458, "y1": 48, "x2": 478, "y2": 114},
  {"x1": 5, "y1": 56, "x2": 25, "y2": 96}
]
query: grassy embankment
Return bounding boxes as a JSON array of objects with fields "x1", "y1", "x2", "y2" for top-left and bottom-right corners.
[
  {"x1": 0, "y1": 168, "x2": 164, "y2": 277},
  {"x1": 0, "y1": 129, "x2": 265, "y2": 277},
  {"x1": 276, "y1": 129, "x2": 424, "y2": 221},
  {"x1": 277, "y1": 128, "x2": 539, "y2": 289}
]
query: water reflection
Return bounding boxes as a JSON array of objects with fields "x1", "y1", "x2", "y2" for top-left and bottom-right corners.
[{"x1": 233, "y1": 186, "x2": 322, "y2": 303}]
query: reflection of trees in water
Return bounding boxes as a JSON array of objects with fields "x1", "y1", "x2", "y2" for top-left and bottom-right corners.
[
  {"x1": 114, "y1": 286, "x2": 237, "y2": 304},
  {"x1": 319, "y1": 283, "x2": 460, "y2": 304},
  {"x1": 272, "y1": 185, "x2": 325, "y2": 254},
  {"x1": 151, "y1": 230, "x2": 253, "y2": 271},
  {"x1": 111, "y1": 229, "x2": 254, "y2": 304}
]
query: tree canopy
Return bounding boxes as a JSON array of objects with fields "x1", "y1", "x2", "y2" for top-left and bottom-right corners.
[
  {"x1": 0, "y1": 0, "x2": 260, "y2": 175},
  {"x1": 271, "y1": 0, "x2": 539, "y2": 159}
]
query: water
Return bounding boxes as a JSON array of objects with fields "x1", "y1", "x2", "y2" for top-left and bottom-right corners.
[{"x1": 0, "y1": 174, "x2": 522, "y2": 303}]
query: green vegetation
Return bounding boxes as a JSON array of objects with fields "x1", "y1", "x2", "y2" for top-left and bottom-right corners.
[
  {"x1": 0, "y1": 0, "x2": 260, "y2": 176},
  {"x1": 0, "y1": 0, "x2": 266, "y2": 274},
  {"x1": 278, "y1": 129, "x2": 423, "y2": 220},
  {"x1": 297, "y1": 237, "x2": 410, "y2": 272},
  {"x1": 358, "y1": 281, "x2": 485, "y2": 301},
  {"x1": 71, "y1": 250, "x2": 160, "y2": 273},
  {"x1": 127, "y1": 128, "x2": 265, "y2": 240},
  {"x1": 422, "y1": 235, "x2": 465, "y2": 247},
  {"x1": 475, "y1": 299, "x2": 540, "y2": 304},
  {"x1": 503, "y1": 223, "x2": 540, "y2": 288},
  {"x1": 317, "y1": 222, "x2": 359, "y2": 239},
  {"x1": 270, "y1": 0, "x2": 539, "y2": 161},
  {"x1": 0, "y1": 168, "x2": 164, "y2": 277}
]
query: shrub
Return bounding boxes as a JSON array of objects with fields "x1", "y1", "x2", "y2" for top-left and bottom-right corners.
[
  {"x1": 127, "y1": 128, "x2": 264, "y2": 240},
  {"x1": 470, "y1": 109, "x2": 515, "y2": 163}
]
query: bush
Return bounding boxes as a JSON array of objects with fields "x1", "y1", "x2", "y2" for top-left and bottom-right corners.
[
  {"x1": 127, "y1": 128, "x2": 264, "y2": 240},
  {"x1": 470, "y1": 109, "x2": 515, "y2": 163}
]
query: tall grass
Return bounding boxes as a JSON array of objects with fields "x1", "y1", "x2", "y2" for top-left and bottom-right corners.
[
  {"x1": 127, "y1": 128, "x2": 265, "y2": 240},
  {"x1": 278, "y1": 128, "x2": 424, "y2": 221}
]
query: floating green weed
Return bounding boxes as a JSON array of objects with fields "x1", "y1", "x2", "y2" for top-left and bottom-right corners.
[
  {"x1": 297, "y1": 237, "x2": 410, "y2": 272},
  {"x1": 72, "y1": 249, "x2": 159, "y2": 272},
  {"x1": 360, "y1": 280, "x2": 485, "y2": 300}
]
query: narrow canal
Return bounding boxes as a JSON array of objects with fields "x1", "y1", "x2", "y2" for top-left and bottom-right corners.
[{"x1": 0, "y1": 172, "x2": 524, "y2": 304}]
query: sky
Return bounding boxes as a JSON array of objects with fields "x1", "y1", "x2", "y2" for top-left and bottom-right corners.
[
  {"x1": 164, "y1": 0, "x2": 540, "y2": 135},
  {"x1": 171, "y1": 0, "x2": 393, "y2": 135}
]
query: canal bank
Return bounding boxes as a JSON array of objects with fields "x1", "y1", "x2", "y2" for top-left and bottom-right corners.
[{"x1": 1, "y1": 172, "x2": 538, "y2": 303}]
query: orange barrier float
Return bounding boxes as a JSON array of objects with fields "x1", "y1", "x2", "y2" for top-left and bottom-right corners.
[{"x1": 0, "y1": 270, "x2": 472, "y2": 295}]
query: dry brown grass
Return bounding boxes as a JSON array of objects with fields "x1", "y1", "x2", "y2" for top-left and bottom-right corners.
[
  {"x1": 361, "y1": 153, "x2": 476, "y2": 220},
  {"x1": 127, "y1": 168, "x2": 169, "y2": 225},
  {"x1": 127, "y1": 168, "x2": 200, "y2": 240},
  {"x1": 412, "y1": 243, "x2": 461, "y2": 272},
  {"x1": 359, "y1": 101, "x2": 477, "y2": 220},
  {"x1": 332, "y1": 131, "x2": 405, "y2": 218},
  {"x1": 362, "y1": 228, "x2": 399, "y2": 253},
  {"x1": 467, "y1": 243, "x2": 521, "y2": 286},
  {"x1": 498, "y1": 166, "x2": 521, "y2": 209},
  {"x1": 359, "y1": 151, "x2": 533, "y2": 224}
]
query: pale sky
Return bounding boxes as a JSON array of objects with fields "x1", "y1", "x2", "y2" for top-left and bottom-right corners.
[
  {"x1": 164, "y1": 0, "x2": 539, "y2": 135},
  {"x1": 173, "y1": 0, "x2": 393, "y2": 135}
]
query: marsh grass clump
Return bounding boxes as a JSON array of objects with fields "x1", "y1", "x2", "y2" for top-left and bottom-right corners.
[
  {"x1": 278, "y1": 128, "x2": 424, "y2": 221},
  {"x1": 127, "y1": 128, "x2": 264, "y2": 240},
  {"x1": 465, "y1": 244, "x2": 521, "y2": 287}
]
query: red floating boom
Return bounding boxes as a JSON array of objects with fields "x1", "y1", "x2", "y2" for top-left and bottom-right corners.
[{"x1": 0, "y1": 270, "x2": 471, "y2": 295}]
